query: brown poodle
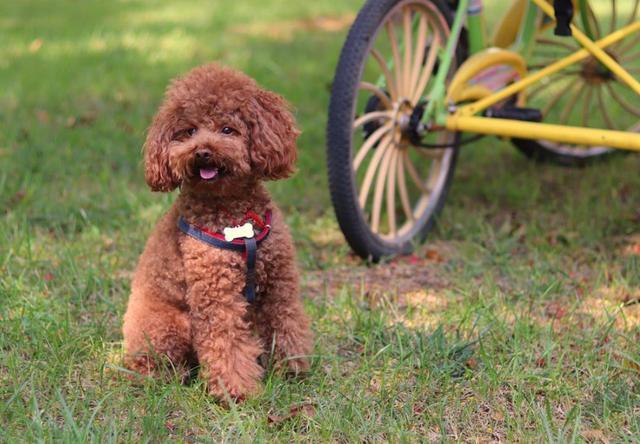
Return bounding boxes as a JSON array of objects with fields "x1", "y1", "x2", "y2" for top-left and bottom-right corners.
[{"x1": 122, "y1": 63, "x2": 313, "y2": 400}]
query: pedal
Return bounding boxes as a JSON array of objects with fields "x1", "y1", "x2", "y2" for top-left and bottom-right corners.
[{"x1": 485, "y1": 106, "x2": 542, "y2": 122}]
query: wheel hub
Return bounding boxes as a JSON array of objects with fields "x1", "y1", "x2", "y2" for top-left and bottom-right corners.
[
  {"x1": 392, "y1": 98, "x2": 414, "y2": 132},
  {"x1": 405, "y1": 100, "x2": 427, "y2": 146},
  {"x1": 581, "y1": 50, "x2": 617, "y2": 84}
]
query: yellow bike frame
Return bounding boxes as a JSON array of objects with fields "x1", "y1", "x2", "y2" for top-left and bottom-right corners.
[{"x1": 445, "y1": 0, "x2": 640, "y2": 151}]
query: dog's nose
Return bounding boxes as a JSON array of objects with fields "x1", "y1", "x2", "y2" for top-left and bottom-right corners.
[{"x1": 195, "y1": 150, "x2": 212, "y2": 161}]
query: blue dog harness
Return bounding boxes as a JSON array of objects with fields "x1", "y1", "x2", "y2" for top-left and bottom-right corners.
[{"x1": 177, "y1": 211, "x2": 272, "y2": 303}]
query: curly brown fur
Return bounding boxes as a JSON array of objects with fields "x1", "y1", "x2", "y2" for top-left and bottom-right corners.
[{"x1": 123, "y1": 64, "x2": 313, "y2": 401}]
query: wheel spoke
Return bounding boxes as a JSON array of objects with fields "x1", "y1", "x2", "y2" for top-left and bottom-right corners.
[
  {"x1": 559, "y1": 81, "x2": 585, "y2": 125},
  {"x1": 610, "y1": 0, "x2": 617, "y2": 34},
  {"x1": 371, "y1": 136, "x2": 396, "y2": 233},
  {"x1": 353, "y1": 122, "x2": 393, "y2": 171},
  {"x1": 359, "y1": 82, "x2": 393, "y2": 109},
  {"x1": 416, "y1": 147, "x2": 446, "y2": 158},
  {"x1": 589, "y1": 6, "x2": 601, "y2": 39},
  {"x1": 352, "y1": 110, "x2": 393, "y2": 129},
  {"x1": 370, "y1": 48, "x2": 399, "y2": 100},
  {"x1": 606, "y1": 82, "x2": 640, "y2": 116},
  {"x1": 535, "y1": 37, "x2": 577, "y2": 52},
  {"x1": 358, "y1": 134, "x2": 394, "y2": 207},
  {"x1": 541, "y1": 76, "x2": 579, "y2": 117},
  {"x1": 397, "y1": 148, "x2": 414, "y2": 223},
  {"x1": 527, "y1": 72, "x2": 571, "y2": 99},
  {"x1": 613, "y1": 0, "x2": 639, "y2": 54},
  {"x1": 581, "y1": 85, "x2": 594, "y2": 128},
  {"x1": 385, "y1": 21, "x2": 404, "y2": 98},
  {"x1": 411, "y1": 34, "x2": 440, "y2": 103},
  {"x1": 617, "y1": 27, "x2": 640, "y2": 53},
  {"x1": 402, "y1": 6, "x2": 413, "y2": 98},
  {"x1": 527, "y1": 69, "x2": 581, "y2": 76},
  {"x1": 596, "y1": 85, "x2": 616, "y2": 130},
  {"x1": 403, "y1": 150, "x2": 430, "y2": 194},
  {"x1": 621, "y1": 50, "x2": 640, "y2": 63},
  {"x1": 627, "y1": 0, "x2": 640, "y2": 27},
  {"x1": 385, "y1": 148, "x2": 399, "y2": 236},
  {"x1": 530, "y1": 51, "x2": 579, "y2": 64},
  {"x1": 410, "y1": 13, "x2": 428, "y2": 97}
]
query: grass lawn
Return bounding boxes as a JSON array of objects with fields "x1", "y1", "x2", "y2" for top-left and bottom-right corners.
[{"x1": 1, "y1": 0, "x2": 639, "y2": 441}]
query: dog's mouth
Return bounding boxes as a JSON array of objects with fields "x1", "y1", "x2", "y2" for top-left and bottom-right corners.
[
  {"x1": 199, "y1": 167, "x2": 219, "y2": 180},
  {"x1": 192, "y1": 160, "x2": 228, "y2": 182}
]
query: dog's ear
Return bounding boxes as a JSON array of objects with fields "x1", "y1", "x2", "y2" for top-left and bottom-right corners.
[
  {"x1": 143, "y1": 108, "x2": 180, "y2": 192},
  {"x1": 247, "y1": 89, "x2": 299, "y2": 180}
]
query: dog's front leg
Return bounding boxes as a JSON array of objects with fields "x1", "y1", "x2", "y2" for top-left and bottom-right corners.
[
  {"x1": 187, "y1": 278, "x2": 264, "y2": 401},
  {"x1": 258, "y1": 239, "x2": 313, "y2": 375}
]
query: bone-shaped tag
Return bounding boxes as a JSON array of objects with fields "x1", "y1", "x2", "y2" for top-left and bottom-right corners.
[{"x1": 223, "y1": 222, "x2": 254, "y2": 242}]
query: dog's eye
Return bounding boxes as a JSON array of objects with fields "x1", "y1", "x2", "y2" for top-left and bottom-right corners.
[
  {"x1": 221, "y1": 126, "x2": 237, "y2": 135},
  {"x1": 172, "y1": 127, "x2": 197, "y2": 141}
]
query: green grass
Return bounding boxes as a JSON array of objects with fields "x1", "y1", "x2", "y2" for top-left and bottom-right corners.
[{"x1": 1, "y1": 0, "x2": 640, "y2": 441}]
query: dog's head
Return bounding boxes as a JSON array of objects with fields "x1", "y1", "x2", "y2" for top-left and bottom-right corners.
[{"x1": 143, "y1": 64, "x2": 299, "y2": 193}]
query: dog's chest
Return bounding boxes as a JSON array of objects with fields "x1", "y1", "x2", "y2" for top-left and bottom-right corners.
[{"x1": 179, "y1": 235, "x2": 269, "y2": 295}]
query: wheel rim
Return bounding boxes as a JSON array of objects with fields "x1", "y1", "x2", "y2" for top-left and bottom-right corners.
[
  {"x1": 527, "y1": 0, "x2": 640, "y2": 157},
  {"x1": 350, "y1": 0, "x2": 456, "y2": 243}
]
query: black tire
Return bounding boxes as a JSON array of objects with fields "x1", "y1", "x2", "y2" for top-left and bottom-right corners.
[
  {"x1": 327, "y1": 0, "x2": 465, "y2": 260},
  {"x1": 511, "y1": 138, "x2": 616, "y2": 167}
]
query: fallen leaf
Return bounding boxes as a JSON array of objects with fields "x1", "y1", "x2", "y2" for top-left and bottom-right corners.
[
  {"x1": 622, "y1": 357, "x2": 640, "y2": 373},
  {"x1": 65, "y1": 112, "x2": 98, "y2": 128},
  {"x1": 368, "y1": 377, "x2": 381, "y2": 393},
  {"x1": 8, "y1": 190, "x2": 26, "y2": 206},
  {"x1": 545, "y1": 302, "x2": 567, "y2": 320},
  {"x1": 465, "y1": 357, "x2": 478, "y2": 370},
  {"x1": 622, "y1": 293, "x2": 640, "y2": 306},
  {"x1": 44, "y1": 272, "x2": 54, "y2": 282},
  {"x1": 624, "y1": 243, "x2": 640, "y2": 256},
  {"x1": 29, "y1": 38, "x2": 43, "y2": 53},
  {"x1": 425, "y1": 249, "x2": 443, "y2": 262},
  {"x1": 617, "y1": 184, "x2": 632, "y2": 203},
  {"x1": 35, "y1": 110, "x2": 50, "y2": 124},
  {"x1": 581, "y1": 429, "x2": 609, "y2": 443},
  {"x1": 268, "y1": 403, "x2": 316, "y2": 424}
]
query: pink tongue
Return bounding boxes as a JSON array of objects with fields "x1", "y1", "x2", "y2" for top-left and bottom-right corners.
[{"x1": 199, "y1": 168, "x2": 218, "y2": 180}]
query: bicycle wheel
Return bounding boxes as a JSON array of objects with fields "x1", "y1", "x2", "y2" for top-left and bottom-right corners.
[
  {"x1": 327, "y1": 0, "x2": 465, "y2": 260},
  {"x1": 512, "y1": 0, "x2": 640, "y2": 166}
]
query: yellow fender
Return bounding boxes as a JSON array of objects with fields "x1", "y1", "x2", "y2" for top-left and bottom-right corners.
[
  {"x1": 447, "y1": 48, "x2": 528, "y2": 106},
  {"x1": 492, "y1": 0, "x2": 529, "y2": 48}
]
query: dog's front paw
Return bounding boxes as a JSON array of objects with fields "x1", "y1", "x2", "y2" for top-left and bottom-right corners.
[
  {"x1": 205, "y1": 357, "x2": 264, "y2": 402},
  {"x1": 285, "y1": 356, "x2": 310, "y2": 376},
  {"x1": 271, "y1": 354, "x2": 310, "y2": 377},
  {"x1": 207, "y1": 375, "x2": 263, "y2": 402},
  {"x1": 209, "y1": 382, "x2": 263, "y2": 403}
]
